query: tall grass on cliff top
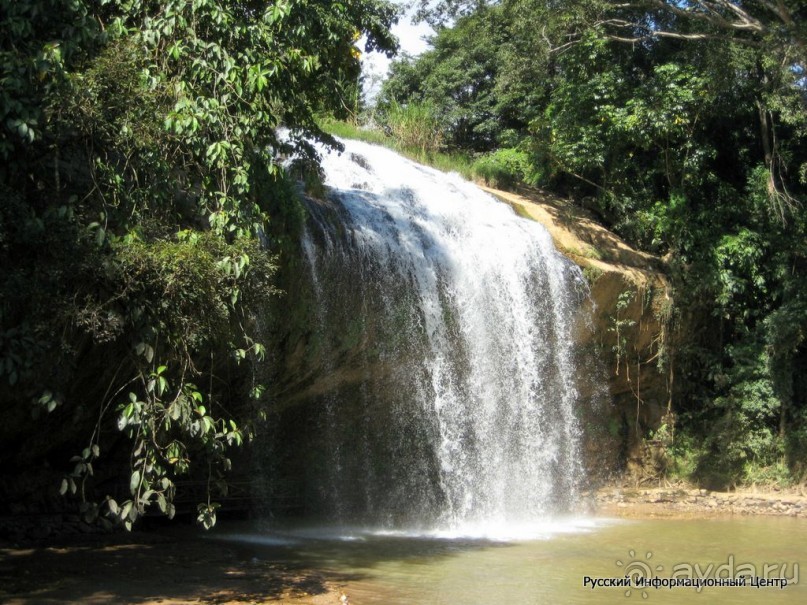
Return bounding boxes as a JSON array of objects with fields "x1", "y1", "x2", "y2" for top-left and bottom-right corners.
[
  {"x1": 319, "y1": 115, "x2": 474, "y2": 181},
  {"x1": 320, "y1": 113, "x2": 539, "y2": 192}
]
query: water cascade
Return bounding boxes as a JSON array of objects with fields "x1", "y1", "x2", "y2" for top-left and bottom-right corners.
[{"x1": 282, "y1": 138, "x2": 595, "y2": 533}]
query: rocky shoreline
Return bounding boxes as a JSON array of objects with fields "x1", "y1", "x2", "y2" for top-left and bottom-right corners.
[
  {"x1": 593, "y1": 486, "x2": 807, "y2": 518},
  {"x1": 4, "y1": 485, "x2": 806, "y2": 545}
]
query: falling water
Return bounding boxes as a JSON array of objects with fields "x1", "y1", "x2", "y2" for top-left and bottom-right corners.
[{"x1": 293, "y1": 137, "x2": 591, "y2": 532}]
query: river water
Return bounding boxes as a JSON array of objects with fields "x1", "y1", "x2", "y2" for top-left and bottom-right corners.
[{"x1": 215, "y1": 516, "x2": 805, "y2": 604}]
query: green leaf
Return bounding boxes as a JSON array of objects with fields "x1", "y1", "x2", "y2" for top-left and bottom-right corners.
[
  {"x1": 130, "y1": 470, "x2": 141, "y2": 495},
  {"x1": 107, "y1": 498, "x2": 119, "y2": 516},
  {"x1": 201, "y1": 415, "x2": 215, "y2": 434},
  {"x1": 120, "y1": 500, "x2": 132, "y2": 521}
]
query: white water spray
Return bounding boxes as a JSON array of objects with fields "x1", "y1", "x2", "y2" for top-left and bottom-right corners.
[{"x1": 299, "y1": 138, "x2": 589, "y2": 530}]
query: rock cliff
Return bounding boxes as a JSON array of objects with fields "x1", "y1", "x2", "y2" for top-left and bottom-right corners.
[{"x1": 481, "y1": 186, "x2": 673, "y2": 465}]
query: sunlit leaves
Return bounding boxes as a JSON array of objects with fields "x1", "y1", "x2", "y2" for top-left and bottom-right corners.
[
  {"x1": 265, "y1": 0, "x2": 292, "y2": 25},
  {"x1": 197, "y1": 502, "x2": 220, "y2": 529}
]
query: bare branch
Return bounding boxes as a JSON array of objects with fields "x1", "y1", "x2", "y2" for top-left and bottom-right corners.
[
  {"x1": 596, "y1": 17, "x2": 757, "y2": 45},
  {"x1": 599, "y1": 0, "x2": 805, "y2": 64},
  {"x1": 643, "y1": 0, "x2": 766, "y2": 33}
]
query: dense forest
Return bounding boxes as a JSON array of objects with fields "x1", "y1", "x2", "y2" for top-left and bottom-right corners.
[
  {"x1": 1, "y1": 0, "x2": 806, "y2": 532},
  {"x1": 0, "y1": 0, "x2": 396, "y2": 528},
  {"x1": 375, "y1": 0, "x2": 807, "y2": 488}
]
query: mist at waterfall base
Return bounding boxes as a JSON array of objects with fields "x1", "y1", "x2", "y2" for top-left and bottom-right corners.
[{"x1": 261, "y1": 137, "x2": 611, "y2": 541}]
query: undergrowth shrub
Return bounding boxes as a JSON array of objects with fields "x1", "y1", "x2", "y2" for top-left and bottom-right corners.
[{"x1": 472, "y1": 148, "x2": 540, "y2": 189}]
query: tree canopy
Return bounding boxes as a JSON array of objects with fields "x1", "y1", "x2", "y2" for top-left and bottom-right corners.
[{"x1": 0, "y1": 0, "x2": 397, "y2": 528}]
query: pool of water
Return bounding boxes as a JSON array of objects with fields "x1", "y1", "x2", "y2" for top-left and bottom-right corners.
[{"x1": 212, "y1": 516, "x2": 805, "y2": 604}]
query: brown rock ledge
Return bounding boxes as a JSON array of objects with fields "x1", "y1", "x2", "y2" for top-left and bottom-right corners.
[
  {"x1": 481, "y1": 185, "x2": 675, "y2": 461},
  {"x1": 592, "y1": 486, "x2": 807, "y2": 519}
]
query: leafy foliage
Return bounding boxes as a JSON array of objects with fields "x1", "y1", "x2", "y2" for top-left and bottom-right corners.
[
  {"x1": 1, "y1": 0, "x2": 397, "y2": 528},
  {"x1": 471, "y1": 147, "x2": 537, "y2": 190},
  {"x1": 379, "y1": 5, "x2": 509, "y2": 151}
]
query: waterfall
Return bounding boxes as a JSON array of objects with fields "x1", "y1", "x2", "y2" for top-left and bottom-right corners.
[{"x1": 290, "y1": 137, "x2": 591, "y2": 531}]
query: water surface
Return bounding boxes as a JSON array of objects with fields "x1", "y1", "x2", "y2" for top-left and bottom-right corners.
[{"x1": 215, "y1": 516, "x2": 805, "y2": 604}]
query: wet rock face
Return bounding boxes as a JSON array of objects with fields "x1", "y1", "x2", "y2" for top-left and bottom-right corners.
[
  {"x1": 581, "y1": 268, "x2": 673, "y2": 464},
  {"x1": 479, "y1": 186, "x2": 673, "y2": 465}
]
